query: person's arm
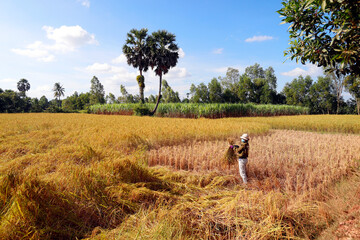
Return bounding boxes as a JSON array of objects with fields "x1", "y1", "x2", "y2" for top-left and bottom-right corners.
[{"x1": 233, "y1": 144, "x2": 245, "y2": 154}]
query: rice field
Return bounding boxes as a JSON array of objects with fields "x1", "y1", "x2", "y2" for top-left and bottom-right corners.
[
  {"x1": 148, "y1": 130, "x2": 360, "y2": 194},
  {"x1": 0, "y1": 113, "x2": 359, "y2": 239}
]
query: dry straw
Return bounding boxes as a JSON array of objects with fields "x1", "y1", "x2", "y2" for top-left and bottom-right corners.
[{"x1": 222, "y1": 139, "x2": 237, "y2": 169}]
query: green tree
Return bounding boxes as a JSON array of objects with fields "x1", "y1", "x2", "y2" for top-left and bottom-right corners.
[
  {"x1": 161, "y1": 80, "x2": 180, "y2": 103},
  {"x1": 123, "y1": 28, "x2": 150, "y2": 103},
  {"x1": 345, "y1": 76, "x2": 360, "y2": 114},
  {"x1": 220, "y1": 68, "x2": 240, "y2": 95},
  {"x1": 238, "y1": 74, "x2": 253, "y2": 103},
  {"x1": 251, "y1": 78, "x2": 274, "y2": 104},
  {"x1": 282, "y1": 75, "x2": 313, "y2": 106},
  {"x1": 245, "y1": 63, "x2": 265, "y2": 80},
  {"x1": 148, "y1": 94, "x2": 156, "y2": 103},
  {"x1": 30, "y1": 98, "x2": 42, "y2": 112},
  {"x1": 53, "y1": 82, "x2": 65, "y2": 107},
  {"x1": 189, "y1": 84, "x2": 200, "y2": 103},
  {"x1": 208, "y1": 78, "x2": 223, "y2": 103},
  {"x1": 118, "y1": 85, "x2": 137, "y2": 103},
  {"x1": 309, "y1": 76, "x2": 337, "y2": 114},
  {"x1": 325, "y1": 66, "x2": 346, "y2": 114},
  {"x1": 147, "y1": 30, "x2": 179, "y2": 115},
  {"x1": 106, "y1": 93, "x2": 118, "y2": 104},
  {"x1": 39, "y1": 96, "x2": 49, "y2": 111},
  {"x1": 189, "y1": 83, "x2": 210, "y2": 103},
  {"x1": 89, "y1": 76, "x2": 105, "y2": 105},
  {"x1": 0, "y1": 90, "x2": 29, "y2": 113},
  {"x1": 17, "y1": 79, "x2": 30, "y2": 97},
  {"x1": 278, "y1": 0, "x2": 360, "y2": 77},
  {"x1": 265, "y1": 66, "x2": 277, "y2": 91},
  {"x1": 242, "y1": 63, "x2": 278, "y2": 104}
]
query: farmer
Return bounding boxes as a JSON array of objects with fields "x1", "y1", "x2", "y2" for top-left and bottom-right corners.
[{"x1": 231, "y1": 133, "x2": 250, "y2": 184}]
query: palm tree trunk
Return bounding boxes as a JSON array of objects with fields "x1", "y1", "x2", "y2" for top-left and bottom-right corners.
[
  {"x1": 357, "y1": 98, "x2": 360, "y2": 115},
  {"x1": 151, "y1": 73, "x2": 162, "y2": 115},
  {"x1": 139, "y1": 70, "x2": 144, "y2": 104}
]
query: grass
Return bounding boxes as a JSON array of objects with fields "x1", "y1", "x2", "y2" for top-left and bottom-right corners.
[{"x1": 0, "y1": 113, "x2": 359, "y2": 239}]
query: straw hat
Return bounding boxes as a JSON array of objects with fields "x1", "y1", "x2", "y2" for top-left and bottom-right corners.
[{"x1": 240, "y1": 133, "x2": 249, "y2": 141}]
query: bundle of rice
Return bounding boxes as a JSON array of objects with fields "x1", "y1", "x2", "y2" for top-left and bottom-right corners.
[{"x1": 222, "y1": 139, "x2": 238, "y2": 169}]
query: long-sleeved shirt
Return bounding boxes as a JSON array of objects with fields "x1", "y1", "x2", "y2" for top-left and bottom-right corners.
[{"x1": 233, "y1": 142, "x2": 249, "y2": 158}]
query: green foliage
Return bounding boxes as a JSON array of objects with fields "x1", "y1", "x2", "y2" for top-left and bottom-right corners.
[
  {"x1": 133, "y1": 104, "x2": 151, "y2": 116},
  {"x1": 90, "y1": 76, "x2": 105, "y2": 105},
  {"x1": 161, "y1": 80, "x2": 180, "y2": 103},
  {"x1": 53, "y1": 82, "x2": 65, "y2": 107},
  {"x1": 62, "y1": 92, "x2": 91, "y2": 112},
  {"x1": 345, "y1": 76, "x2": 360, "y2": 114},
  {"x1": 278, "y1": 0, "x2": 360, "y2": 77},
  {"x1": 137, "y1": 75, "x2": 145, "y2": 88},
  {"x1": 0, "y1": 90, "x2": 30, "y2": 113},
  {"x1": 147, "y1": 30, "x2": 180, "y2": 115},
  {"x1": 123, "y1": 28, "x2": 150, "y2": 74},
  {"x1": 282, "y1": 75, "x2": 313, "y2": 106},
  {"x1": 123, "y1": 28, "x2": 150, "y2": 103},
  {"x1": 119, "y1": 85, "x2": 139, "y2": 103},
  {"x1": 136, "y1": 75, "x2": 145, "y2": 103},
  {"x1": 208, "y1": 78, "x2": 223, "y2": 103}
]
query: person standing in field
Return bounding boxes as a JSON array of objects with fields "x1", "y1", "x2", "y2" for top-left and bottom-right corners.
[{"x1": 231, "y1": 134, "x2": 250, "y2": 184}]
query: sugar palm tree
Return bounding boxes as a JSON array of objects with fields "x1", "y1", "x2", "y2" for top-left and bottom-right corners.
[
  {"x1": 148, "y1": 30, "x2": 179, "y2": 115},
  {"x1": 53, "y1": 82, "x2": 65, "y2": 107},
  {"x1": 17, "y1": 78, "x2": 31, "y2": 97},
  {"x1": 123, "y1": 28, "x2": 150, "y2": 104}
]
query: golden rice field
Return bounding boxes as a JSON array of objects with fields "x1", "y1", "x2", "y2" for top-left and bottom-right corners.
[{"x1": 0, "y1": 113, "x2": 359, "y2": 239}]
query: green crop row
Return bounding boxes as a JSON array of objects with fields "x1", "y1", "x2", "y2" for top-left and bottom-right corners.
[{"x1": 89, "y1": 103, "x2": 309, "y2": 118}]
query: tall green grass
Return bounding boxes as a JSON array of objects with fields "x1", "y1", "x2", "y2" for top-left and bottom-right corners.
[{"x1": 89, "y1": 103, "x2": 309, "y2": 118}]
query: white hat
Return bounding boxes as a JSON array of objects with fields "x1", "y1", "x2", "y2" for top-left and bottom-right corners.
[{"x1": 240, "y1": 133, "x2": 249, "y2": 141}]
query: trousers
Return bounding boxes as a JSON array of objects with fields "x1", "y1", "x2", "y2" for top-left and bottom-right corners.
[{"x1": 238, "y1": 158, "x2": 248, "y2": 184}]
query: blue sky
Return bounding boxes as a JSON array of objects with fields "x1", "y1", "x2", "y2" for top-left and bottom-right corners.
[{"x1": 0, "y1": 0, "x2": 325, "y2": 100}]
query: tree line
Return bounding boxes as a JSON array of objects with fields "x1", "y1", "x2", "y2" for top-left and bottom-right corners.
[{"x1": 1, "y1": 62, "x2": 359, "y2": 114}]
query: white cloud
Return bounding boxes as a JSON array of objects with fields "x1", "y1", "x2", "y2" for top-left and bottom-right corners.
[
  {"x1": 281, "y1": 64, "x2": 323, "y2": 77},
  {"x1": 212, "y1": 67, "x2": 228, "y2": 74},
  {"x1": 166, "y1": 67, "x2": 191, "y2": 79},
  {"x1": 210, "y1": 66, "x2": 244, "y2": 74},
  {"x1": 12, "y1": 41, "x2": 55, "y2": 62},
  {"x1": 78, "y1": 0, "x2": 90, "y2": 8},
  {"x1": 43, "y1": 25, "x2": 97, "y2": 52},
  {"x1": 28, "y1": 85, "x2": 53, "y2": 98},
  {"x1": 112, "y1": 54, "x2": 127, "y2": 64},
  {"x1": 212, "y1": 48, "x2": 224, "y2": 54},
  {"x1": 178, "y1": 48, "x2": 185, "y2": 58},
  {"x1": 0, "y1": 78, "x2": 18, "y2": 84},
  {"x1": 86, "y1": 63, "x2": 113, "y2": 73},
  {"x1": 245, "y1": 35, "x2": 274, "y2": 43},
  {"x1": 12, "y1": 25, "x2": 97, "y2": 62},
  {"x1": 83, "y1": 56, "x2": 191, "y2": 97}
]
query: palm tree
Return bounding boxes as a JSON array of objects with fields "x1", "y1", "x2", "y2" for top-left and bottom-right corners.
[
  {"x1": 148, "y1": 30, "x2": 179, "y2": 115},
  {"x1": 53, "y1": 82, "x2": 65, "y2": 107},
  {"x1": 17, "y1": 79, "x2": 30, "y2": 97},
  {"x1": 123, "y1": 28, "x2": 150, "y2": 104}
]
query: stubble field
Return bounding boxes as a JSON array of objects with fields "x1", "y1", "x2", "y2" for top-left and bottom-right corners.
[{"x1": 0, "y1": 113, "x2": 359, "y2": 239}]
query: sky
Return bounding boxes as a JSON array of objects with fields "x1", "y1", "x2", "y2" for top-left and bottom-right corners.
[{"x1": 0, "y1": 0, "x2": 327, "y2": 100}]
